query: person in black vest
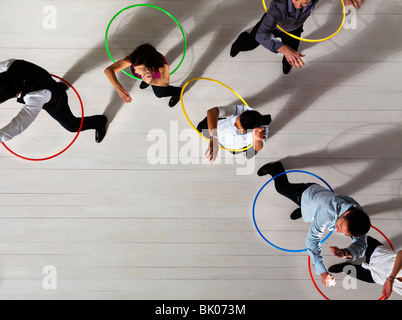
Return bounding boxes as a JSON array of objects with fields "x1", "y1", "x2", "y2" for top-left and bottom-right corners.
[{"x1": 0, "y1": 59, "x2": 107, "y2": 143}]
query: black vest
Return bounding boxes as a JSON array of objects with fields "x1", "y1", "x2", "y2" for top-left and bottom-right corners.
[{"x1": 8, "y1": 60, "x2": 64, "y2": 109}]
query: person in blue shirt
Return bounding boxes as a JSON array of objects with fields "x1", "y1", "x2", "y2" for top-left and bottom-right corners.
[
  {"x1": 230, "y1": 0, "x2": 365, "y2": 74},
  {"x1": 257, "y1": 161, "x2": 371, "y2": 287}
]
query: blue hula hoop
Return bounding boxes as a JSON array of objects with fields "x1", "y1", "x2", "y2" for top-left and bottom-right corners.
[{"x1": 252, "y1": 170, "x2": 334, "y2": 253}]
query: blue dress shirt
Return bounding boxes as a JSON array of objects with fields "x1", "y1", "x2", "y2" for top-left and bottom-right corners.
[{"x1": 301, "y1": 184, "x2": 368, "y2": 275}]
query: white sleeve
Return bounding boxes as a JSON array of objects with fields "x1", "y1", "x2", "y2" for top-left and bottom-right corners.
[
  {"x1": 0, "y1": 59, "x2": 17, "y2": 73},
  {"x1": 217, "y1": 105, "x2": 248, "y2": 118},
  {"x1": 0, "y1": 89, "x2": 51, "y2": 142}
]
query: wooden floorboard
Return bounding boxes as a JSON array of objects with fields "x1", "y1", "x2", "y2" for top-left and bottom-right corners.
[{"x1": 0, "y1": 0, "x2": 400, "y2": 301}]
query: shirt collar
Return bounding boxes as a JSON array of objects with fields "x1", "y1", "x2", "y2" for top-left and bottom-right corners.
[
  {"x1": 287, "y1": 0, "x2": 314, "y2": 14},
  {"x1": 287, "y1": 0, "x2": 296, "y2": 13}
]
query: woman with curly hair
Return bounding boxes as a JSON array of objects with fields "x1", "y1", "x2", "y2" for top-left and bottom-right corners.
[{"x1": 104, "y1": 44, "x2": 182, "y2": 107}]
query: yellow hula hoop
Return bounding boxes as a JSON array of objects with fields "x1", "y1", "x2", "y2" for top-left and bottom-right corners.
[
  {"x1": 180, "y1": 77, "x2": 254, "y2": 153},
  {"x1": 262, "y1": 0, "x2": 346, "y2": 43}
]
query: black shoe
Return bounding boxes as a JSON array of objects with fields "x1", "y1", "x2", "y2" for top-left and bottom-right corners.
[
  {"x1": 230, "y1": 42, "x2": 240, "y2": 58},
  {"x1": 290, "y1": 208, "x2": 302, "y2": 220},
  {"x1": 282, "y1": 58, "x2": 292, "y2": 75},
  {"x1": 257, "y1": 161, "x2": 285, "y2": 177},
  {"x1": 95, "y1": 116, "x2": 108, "y2": 143},
  {"x1": 168, "y1": 96, "x2": 180, "y2": 108},
  {"x1": 328, "y1": 263, "x2": 352, "y2": 274},
  {"x1": 139, "y1": 81, "x2": 150, "y2": 89}
]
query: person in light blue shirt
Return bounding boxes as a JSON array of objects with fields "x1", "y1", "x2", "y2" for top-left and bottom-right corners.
[{"x1": 257, "y1": 161, "x2": 371, "y2": 287}]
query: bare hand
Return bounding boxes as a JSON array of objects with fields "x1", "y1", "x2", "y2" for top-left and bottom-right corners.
[
  {"x1": 205, "y1": 137, "x2": 219, "y2": 162},
  {"x1": 142, "y1": 71, "x2": 153, "y2": 85},
  {"x1": 344, "y1": 0, "x2": 364, "y2": 9},
  {"x1": 321, "y1": 272, "x2": 336, "y2": 287},
  {"x1": 330, "y1": 246, "x2": 345, "y2": 259},
  {"x1": 382, "y1": 279, "x2": 393, "y2": 300},
  {"x1": 253, "y1": 127, "x2": 267, "y2": 142},
  {"x1": 278, "y1": 44, "x2": 306, "y2": 69},
  {"x1": 118, "y1": 88, "x2": 132, "y2": 103}
]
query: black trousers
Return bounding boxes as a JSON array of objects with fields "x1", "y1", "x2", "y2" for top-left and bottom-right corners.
[
  {"x1": 151, "y1": 85, "x2": 182, "y2": 98},
  {"x1": 44, "y1": 91, "x2": 106, "y2": 132},
  {"x1": 338, "y1": 236, "x2": 383, "y2": 283},
  {"x1": 196, "y1": 116, "x2": 258, "y2": 158},
  {"x1": 269, "y1": 165, "x2": 316, "y2": 206},
  {"x1": 233, "y1": 13, "x2": 304, "y2": 63}
]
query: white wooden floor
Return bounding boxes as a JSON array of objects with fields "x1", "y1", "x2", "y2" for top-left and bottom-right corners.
[{"x1": 0, "y1": 0, "x2": 401, "y2": 300}]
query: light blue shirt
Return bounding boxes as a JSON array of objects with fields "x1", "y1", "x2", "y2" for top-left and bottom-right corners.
[{"x1": 301, "y1": 184, "x2": 368, "y2": 275}]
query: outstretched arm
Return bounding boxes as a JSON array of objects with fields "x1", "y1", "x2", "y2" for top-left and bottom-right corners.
[
  {"x1": 205, "y1": 107, "x2": 220, "y2": 162},
  {"x1": 0, "y1": 90, "x2": 50, "y2": 142},
  {"x1": 104, "y1": 59, "x2": 133, "y2": 103},
  {"x1": 306, "y1": 218, "x2": 336, "y2": 287},
  {"x1": 330, "y1": 235, "x2": 367, "y2": 261},
  {"x1": 382, "y1": 250, "x2": 402, "y2": 300},
  {"x1": 204, "y1": 105, "x2": 239, "y2": 162}
]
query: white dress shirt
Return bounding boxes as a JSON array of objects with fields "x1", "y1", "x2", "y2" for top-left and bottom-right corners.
[
  {"x1": 362, "y1": 245, "x2": 402, "y2": 295},
  {"x1": 216, "y1": 104, "x2": 269, "y2": 150},
  {"x1": 0, "y1": 59, "x2": 52, "y2": 142}
]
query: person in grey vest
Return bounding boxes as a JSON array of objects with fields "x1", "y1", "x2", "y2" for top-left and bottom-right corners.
[{"x1": 230, "y1": 0, "x2": 365, "y2": 74}]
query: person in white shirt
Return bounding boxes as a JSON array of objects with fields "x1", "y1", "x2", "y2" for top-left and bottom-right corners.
[
  {"x1": 329, "y1": 236, "x2": 402, "y2": 300},
  {"x1": 197, "y1": 104, "x2": 271, "y2": 161},
  {"x1": 0, "y1": 59, "x2": 107, "y2": 143}
]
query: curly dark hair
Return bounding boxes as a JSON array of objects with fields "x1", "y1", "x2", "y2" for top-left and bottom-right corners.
[{"x1": 125, "y1": 44, "x2": 166, "y2": 74}]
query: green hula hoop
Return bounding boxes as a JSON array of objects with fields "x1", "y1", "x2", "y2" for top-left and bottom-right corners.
[{"x1": 105, "y1": 4, "x2": 187, "y2": 80}]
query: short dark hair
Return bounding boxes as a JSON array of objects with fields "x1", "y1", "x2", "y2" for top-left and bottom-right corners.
[
  {"x1": 239, "y1": 110, "x2": 271, "y2": 130},
  {"x1": 344, "y1": 207, "x2": 371, "y2": 237},
  {"x1": 0, "y1": 72, "x2": 23, "y2": 104},
  {"x1": 125, "y1": 44, "x2": 166, "y2": 74}
]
